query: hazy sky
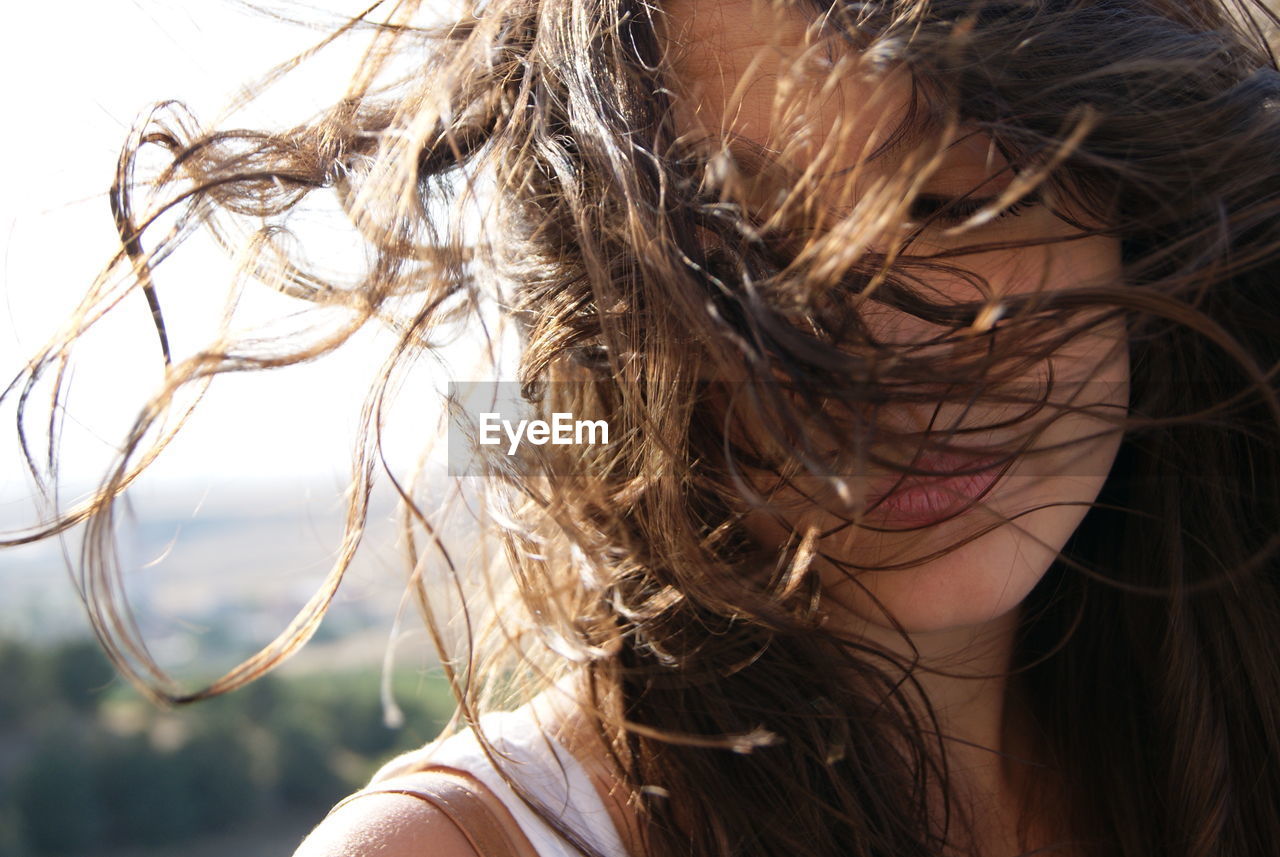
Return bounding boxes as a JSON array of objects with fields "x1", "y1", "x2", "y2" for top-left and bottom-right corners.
[{"x1": 0, "y1": 1, "x2": 478, "y2": 512}]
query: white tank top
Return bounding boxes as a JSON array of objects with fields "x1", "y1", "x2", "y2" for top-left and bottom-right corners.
[{"x1": 367, "y1": 703, "x2": 629, "y2": 857}]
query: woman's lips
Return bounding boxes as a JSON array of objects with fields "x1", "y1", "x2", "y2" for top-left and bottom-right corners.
[{"x1": 863, "y1": 452, "x2": 1004, "y2": 526}]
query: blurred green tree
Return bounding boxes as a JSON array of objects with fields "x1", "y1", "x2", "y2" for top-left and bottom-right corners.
[
  {"x1": 0, "y1": 639, "x2": 47, "y2": 728},
  {"x1": 49, "y1": 640, "x2": 114, "y2": 715},
  {"x1": 0, "y1": 799, "x2": 30, "y2": 857},
  {"x1": 94, "y1": 732, "x2": 199, "y2": 846},
  {"x1": 12, "y1": 728, "x2": 103, "y2": 856},
  {"x1": 272, "y1": 712, "x2": 350, "y2": 808},
  {"x1": 175, "y1": 717, "x2": 259, "y2": 832}
]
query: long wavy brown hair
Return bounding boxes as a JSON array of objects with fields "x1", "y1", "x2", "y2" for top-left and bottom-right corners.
[{"x1": 5, "y1": 1, "x2": 1280, "y2": 855}]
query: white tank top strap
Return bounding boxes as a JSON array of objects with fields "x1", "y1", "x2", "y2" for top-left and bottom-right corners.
[{"x1": 368, "y1": 704, "x2": 628, "y2": 857}]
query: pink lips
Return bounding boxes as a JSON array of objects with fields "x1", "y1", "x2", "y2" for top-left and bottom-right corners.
[{"x1": 863, "y1": 452, "x2": 1003, "y2": 526}]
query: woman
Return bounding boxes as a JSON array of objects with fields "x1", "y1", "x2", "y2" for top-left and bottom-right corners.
[{"x1": 6, "y1": 0, "x2": 1280, "y2": 855}]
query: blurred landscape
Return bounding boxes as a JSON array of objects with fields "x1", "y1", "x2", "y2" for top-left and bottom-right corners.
[
  {"x1": 0, "y1": 481, "x2": 466, "y2": 857},
  {"x1": 0, "y1": 1, "x2": 482, "y2": 854}
]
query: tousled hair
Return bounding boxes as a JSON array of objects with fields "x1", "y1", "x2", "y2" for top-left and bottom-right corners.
[{"x1": 6, "y1": 1, "x2": 1280, "y2": 855}]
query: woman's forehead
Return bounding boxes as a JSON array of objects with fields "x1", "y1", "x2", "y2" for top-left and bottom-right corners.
[
  {"x1": 662, "y1": 0, "x2": 1009, "y2": 188},
  {"x1": 663, "y1": 0, "x2": 908, "y2": 166}
]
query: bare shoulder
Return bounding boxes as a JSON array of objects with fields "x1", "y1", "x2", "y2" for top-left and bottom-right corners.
[{"x1": 291, "y1": 789, "x2": 481, "y2": 857}]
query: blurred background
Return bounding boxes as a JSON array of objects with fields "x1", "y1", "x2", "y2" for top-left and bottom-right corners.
[
  {"x1": 15, "y1": 3, "x2": 1278, "y2": 856},
  {"x1": 0, "y1": 2, "x2": 474, "y2": 855}
]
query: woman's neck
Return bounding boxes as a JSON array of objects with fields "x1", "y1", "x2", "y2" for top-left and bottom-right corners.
[
  {"x1": 844, "y1": 607, "x2": 1023, "y2": 771},
  {"x1": 831, "y1": 604, "x2": 1046, "y2": 853},
  {"x1": 543, "y1": 603, "x2": 1048, "y2": 855}
]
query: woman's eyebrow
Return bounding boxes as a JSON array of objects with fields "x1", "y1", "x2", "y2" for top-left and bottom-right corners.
[
  {"x1": 719, "y1": 133, "x2": 785, "y2": 175},
  {"x1": 711, "y1": 121, "x2": 1013, "y2": 210},
  {"x1": 865, "y1": 115, "x2": 940, "y2": 166},
  {"x1": 868, "y1": 125, "x2": 1018, "y2": 195},
  {"x1": 722, "y1": 116, "x2": 939, "y2": 176}
]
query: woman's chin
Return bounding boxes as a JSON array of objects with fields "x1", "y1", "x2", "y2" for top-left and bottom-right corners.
[{"x1": 817, "y1": 488, "x2": 1093, "y2": 637}]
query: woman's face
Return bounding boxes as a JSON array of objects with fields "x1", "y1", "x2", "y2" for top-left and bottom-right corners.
[{"x1": 664, "y1": 0, "x2": 1129, "y2": 635}]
